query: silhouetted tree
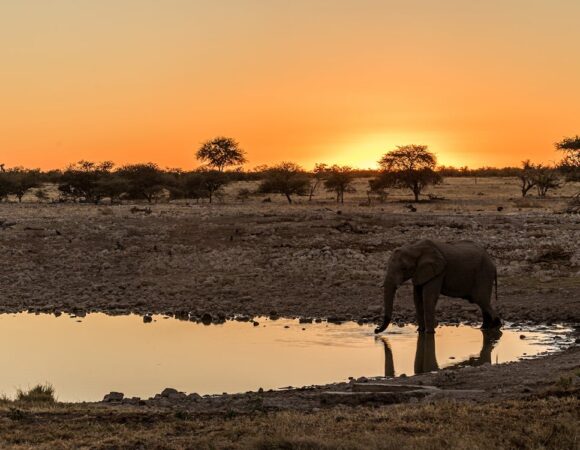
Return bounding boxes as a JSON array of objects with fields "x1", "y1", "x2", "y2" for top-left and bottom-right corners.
[
  {"x1": 0, "y1": 173, "x2": 13, "y2": 201},
  {"x1": 323, "y1": 165, "x2": 355, "y2": 204},
  {"x1": 517, "y1": 160, "x2": 537, "y2": 197},
  {"x1": 95, "y1": 175, "x2": 130, "y2": 204},
  {"x1": 374, "y1": 145, "x2": 441, "y2": 202},
  {"x1": 308, "y1": 163, "x2": 328, "y2": 201},
  {"x1": 197, "y1": 169, "x2": 228, "y2": 203},
  {"x1": 0, "y1": 168, "x2": 40, "y2": 202},
  {"x1": 258, "y1": 162, "x2": 310, "y2": 204},
  {"x1": 367, "y1": 178, "x2": 389, "y2": 204},
  {"x1": 556, "y1": 135, "x2": 580, "y2": 181},
  {"x1": 59, "y1": 161, "x2": 114, "y2": 203},
  {"x1": 117, "y1": 163, "x2": 165, "y2": 203},
  {"x1": 196, "y1": 137, "x2": 247, "y2": 172},
  {"x1": 532, "y1": 165, "x2": 560, "y2": 197}
]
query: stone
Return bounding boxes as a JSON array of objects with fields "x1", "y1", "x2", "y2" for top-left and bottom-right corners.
[
  {"x1": 103, "y1": 392, "x2": 124, "y2": 402},
  {"x1": 161, "y1": 387, "x2": 179, "y2": 398},
  {"x1": 143, "y1": 315, "x2": 153, "y2": 323},
  {"x1": 187, "y1": 393, "x2": 202, "y2": 401}
]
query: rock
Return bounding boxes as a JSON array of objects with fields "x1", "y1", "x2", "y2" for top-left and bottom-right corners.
[
  {"x1": 103, "y1": 392, "x2": 124, "y2": 402},
  {"x1": 143, "y1": 314, "x2": 153, "y2": 323},
  {"x1": 299, "y1": 317, "x2": 313, "y2": 324},
  {"x1": 161, "y1": 388, "x2": 179, "y2": 398},
  {"x1": 187, "y1": 393, "x2": 202, "y2": 401},
  {"x1": 201, "y1": 313, "x2": 212, "y2": 325},
  {"x1": 252, "y1": 321, "x2": 260, "y2": 326}
]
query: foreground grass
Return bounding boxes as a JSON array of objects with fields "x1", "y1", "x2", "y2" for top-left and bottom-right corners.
[{"x1": 0, "y1": 396, "x2": 577, "y2": 449}]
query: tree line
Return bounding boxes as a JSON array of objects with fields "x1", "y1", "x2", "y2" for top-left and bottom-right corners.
[{"x1": 0, "y1": 135, "x2": 578, "y2": 204}]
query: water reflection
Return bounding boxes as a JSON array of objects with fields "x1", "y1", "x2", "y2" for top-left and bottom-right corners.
[
  {"x1": 380, "y1": 329, "x2": 503, "y2": 376},
  {"x1": 0, "y1": 313, "x2": 564, "y2": 401}
]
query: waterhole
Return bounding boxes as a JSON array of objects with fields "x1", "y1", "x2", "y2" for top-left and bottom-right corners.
[{"x1": 0, "y1": 313, "x2": 572, "y2": 402}]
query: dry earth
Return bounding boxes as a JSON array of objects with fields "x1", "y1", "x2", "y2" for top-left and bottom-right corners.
[{"x1": 0, "y1": 178, "x2": 578, "y2": 325}]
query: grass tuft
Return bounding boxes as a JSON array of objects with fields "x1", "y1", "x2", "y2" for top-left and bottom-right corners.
[{"x1": 16, "y1": 384, "x2": 56, "y2": 404}]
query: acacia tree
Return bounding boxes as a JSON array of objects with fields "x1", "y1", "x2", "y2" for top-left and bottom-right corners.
[
  {"x1": 195, "y1": 137, "x2": 247, "y2": 203},
  {"x1": 375, "y1": 145, "x2": 441, "y2": 202},
  {"x1": 323, "y1": 165, "x2": 355, "y2": 204},
  {"x1": 307, "y1": 163, "x2": 328, "y2": 201},
  {"x1": 258, "y1": 162, "x2": 310, "y2": 204},
  {"x1": 532, "y1": 164, "x2": 560, "y2": 197},
  {"x1": 59, "y1": 161, "x2": 114, "y2": 203},
  {"x1": 11, "y1": 169, "x2": 40, "y2": 202},
  {"x1": 117, "y1": 163, "x2": 165, "y2": 203},
  {"x1": 556, "y1": 135, "x2": 580, "y2": 181},
  {"x1": 517, "y1": 160, "x2": 537, "y2": 197},
  {"x1": 196, "y1": 137, "x2": 247, "y2": 172}
]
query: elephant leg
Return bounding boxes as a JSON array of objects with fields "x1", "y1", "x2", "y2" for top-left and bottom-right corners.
[
  {"x1": 421, "y1": 278, "x2": 443, "y2": 333},
  {"x1": 413, "y1": 286, "x2": 425, "y2": 332},
  {"x1": 479, "y1": 303, "x2": 501, "y2": 329},
  {"x1": 476, "y1": 286, "x2": 502, "y2": 329}
]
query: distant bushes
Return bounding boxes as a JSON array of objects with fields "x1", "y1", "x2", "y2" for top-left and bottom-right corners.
[{"x1": 0, "y1": 133, "x2": 577, "y2": 204}]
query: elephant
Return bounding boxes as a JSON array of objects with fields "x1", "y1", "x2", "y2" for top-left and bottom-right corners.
[{"x1": 375, "y1": 239, "x2": 501, "y2": 334}]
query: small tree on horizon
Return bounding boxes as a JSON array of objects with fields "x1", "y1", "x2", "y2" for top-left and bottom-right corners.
[
  {"x1": 117, "y1": 163, "x2": 165, "y2": 203},
  {"x1": 555, "y1": 135, "x2": 580, "y2": 182},
  {"x1": 196, "y1": 137, "x2": 247, "y2": 172},
  {"x1": 517, "y1": 160, "x2": 537, "y2": 197},
  {"x1": 308, "y1": 163, "x2": 328, "y2": 201},
  {"x1": 58, "y1": 160, "x2": 114, "y2": 204},
  {"x1": 258, "y1": 162, "x2": 310, "y2": 204},
  {"x1": 532, "y1": 164, "x2": 560, "y2": 197},
  {"x1": 375, "y1": 145, "x2": 441, "y2": 202},
  {"x1": 323, "y1": 165, "x2": 355, "y2": 204},
  {"x1": 0, "y1": 168, "x2": 41, "y2": 202}
]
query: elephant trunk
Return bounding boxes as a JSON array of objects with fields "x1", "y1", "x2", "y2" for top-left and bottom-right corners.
[{"x1": 374, "y1": 281, "x2": 397, "y2": 334}]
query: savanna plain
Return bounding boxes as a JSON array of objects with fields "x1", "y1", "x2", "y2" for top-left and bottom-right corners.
[{"x1": 0, "y1": 177, "x2": 578, "y2": 449}]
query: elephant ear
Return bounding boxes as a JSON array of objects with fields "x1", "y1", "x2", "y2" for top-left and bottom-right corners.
[{"x1": 412, "y1": 245, "x2": 446, "y2": 286}]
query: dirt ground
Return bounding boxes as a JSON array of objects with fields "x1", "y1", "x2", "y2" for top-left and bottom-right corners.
[
  {"x1": 0, "y1": 177, "x2": 578, "y2": 324},
  {"x1": 0, "y1": 177, "x2": 578, "y2": 448}
]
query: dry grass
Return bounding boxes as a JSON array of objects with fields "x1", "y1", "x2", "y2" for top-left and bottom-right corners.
[{"x1": 0, "y1": 396, "x2": 577, "y2": 449}]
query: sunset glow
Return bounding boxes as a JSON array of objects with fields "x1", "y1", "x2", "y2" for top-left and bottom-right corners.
[{"x1": 1, "y1": 1, "x2": 579, "y2": 170}]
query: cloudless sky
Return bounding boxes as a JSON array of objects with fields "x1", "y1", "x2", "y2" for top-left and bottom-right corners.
[{"x1": 1, "y1": 0, "x2": 579, "y2": 170}]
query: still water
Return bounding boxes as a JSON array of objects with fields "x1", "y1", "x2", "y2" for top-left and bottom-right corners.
[{"x1": 0, "y1": 313, "x2": 570, "y2": 402}]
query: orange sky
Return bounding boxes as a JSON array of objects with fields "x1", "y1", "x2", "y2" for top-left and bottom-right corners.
[{"x1": 1, "y1": 1, "x2": 579, "y2": 170}]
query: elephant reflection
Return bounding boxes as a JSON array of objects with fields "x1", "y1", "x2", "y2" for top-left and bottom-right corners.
[{"x1": 379, "y1": 329, "x2": 502, "y2": 377}]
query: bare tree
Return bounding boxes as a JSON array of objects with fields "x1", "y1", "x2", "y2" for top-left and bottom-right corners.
[
  {"x1": 532, "y1": 165, "x2": 560, "y2": 197},
  {"x1": 517, "y1": 160, "x2": 537, "y2": 197},
  {"x1": 308, "y1": 163, "x2": 328, "y2": 201}
]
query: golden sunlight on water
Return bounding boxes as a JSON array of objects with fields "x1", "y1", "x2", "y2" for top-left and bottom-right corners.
[{"x1": 0, "y1": 314, "x2": 565, "y2": 402}]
